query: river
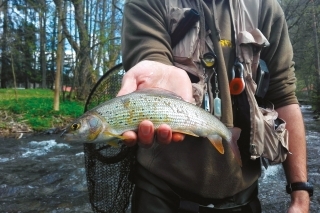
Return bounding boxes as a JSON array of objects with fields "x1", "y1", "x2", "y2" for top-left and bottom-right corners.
[{"x1": 0, "y1": 105, "x2": 319, "y2": 212}]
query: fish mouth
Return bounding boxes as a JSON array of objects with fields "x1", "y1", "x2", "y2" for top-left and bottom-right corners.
[
  {"x1": 60, "y1": 130, "x2": 78, "y2": 142},
  {"x1": 60, "y1": 129, "x2": 73, "y2": 141}
]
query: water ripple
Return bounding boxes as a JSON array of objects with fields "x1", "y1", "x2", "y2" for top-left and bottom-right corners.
[{"x1": 21, "y1": 140, "x2": 71, "y2": 158}]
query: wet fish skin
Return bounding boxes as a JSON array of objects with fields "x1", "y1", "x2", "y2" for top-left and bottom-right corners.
[{"x1": 62, "y1": 89, "x2": 233, "y2": 155}]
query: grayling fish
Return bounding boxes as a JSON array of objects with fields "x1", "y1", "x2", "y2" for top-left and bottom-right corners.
[{"x1": 61, "y1": 89, "x2": 241, "y2": 164}]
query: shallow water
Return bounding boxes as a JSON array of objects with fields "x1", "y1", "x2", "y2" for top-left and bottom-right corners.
[
  {"x1": 0, "y1": 105, "x2": 319, "y2": 212},
  {"x1": 0, "y1": 137, "x2": 92, "y2": 212}
]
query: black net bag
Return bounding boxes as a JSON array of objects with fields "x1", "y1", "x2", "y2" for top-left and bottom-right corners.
[
  {"x1": 84, "y1": 144, "x2": 136, "y2": 213},
  {"x1": 83, "y1": 64, "x2": 135, "y2": 213}
]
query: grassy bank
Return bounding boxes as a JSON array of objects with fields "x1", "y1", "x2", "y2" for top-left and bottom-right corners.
[{"x1": 0, "y1": 89, "x2": 84, "y2": 133}]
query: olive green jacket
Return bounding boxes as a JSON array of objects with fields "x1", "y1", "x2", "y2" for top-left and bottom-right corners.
[{"x1": 121, "y1": 0, "x2": 297, "y2": 199}]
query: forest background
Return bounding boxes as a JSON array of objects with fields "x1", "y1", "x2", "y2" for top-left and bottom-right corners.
[{"x1": 0, "y1": 0, "x2": 320, "y2": 130}]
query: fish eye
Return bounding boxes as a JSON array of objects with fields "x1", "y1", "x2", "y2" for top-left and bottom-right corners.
[{"x1": 71, "y1": 123, "x2": 81, "y2": 130}]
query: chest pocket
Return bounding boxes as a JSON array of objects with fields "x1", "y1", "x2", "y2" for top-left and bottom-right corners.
[{"x1": 169, "y1": 6, "x2": 215, "y2": 108}]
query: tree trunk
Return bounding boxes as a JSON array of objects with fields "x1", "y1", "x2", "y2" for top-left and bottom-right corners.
[
  {"x1": 10, "y1": 53, "x2": 18, "y2": 101},
  {"x1": 108, "y1": 0, "x2": 117, "y2": 68},
  {"x1": 40, "y1": 6, "x2": 47, "y2": 89},
  {"x1": 54, "y1": 0, "x2": 64, "y2": 111},
  {"x1": 50, "y1": 9, "x2": 58, "y2": 90},
  {"x1": 1, "y1": 0, "x2": 9, "y2": 88},
  {"x1": 70, "y1": 0, "x2": 93, "y2": 100}
]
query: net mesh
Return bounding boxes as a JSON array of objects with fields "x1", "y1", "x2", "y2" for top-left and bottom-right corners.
[
  {"x1": 84, "y1": 144, "x2": 135, "y2": 213},
  {"x1": 83, "y1": 64, "x2": 135, "y2": 213}
]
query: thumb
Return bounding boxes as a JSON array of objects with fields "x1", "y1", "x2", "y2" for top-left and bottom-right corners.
[{"x1": 116, "y1": 73, "x2": 138, "y2": 97}]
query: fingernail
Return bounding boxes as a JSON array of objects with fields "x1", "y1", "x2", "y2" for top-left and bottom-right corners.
[
  {"x1": 159, "y1": 130, "x2": 170, "y2": 139},
  {"x1": 140, "y1": 125, "x2": 152, "y2": 135}
]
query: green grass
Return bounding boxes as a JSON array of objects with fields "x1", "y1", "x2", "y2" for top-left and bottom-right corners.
[{"x1": 0, "y1": 89, "x2": 84, "y2": 131}]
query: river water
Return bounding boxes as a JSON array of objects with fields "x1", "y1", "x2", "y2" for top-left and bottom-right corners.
[{"x1": 0, "y1": 105, "x2": 319, "y2": 213}]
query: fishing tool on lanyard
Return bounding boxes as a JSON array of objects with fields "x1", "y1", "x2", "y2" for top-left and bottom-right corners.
[
  {"x1": 229, "y1": 60, "x2": 245, "y2": 95},
  {"x1": 201, "y1": 52, "x2": 221, "y2": 118}
]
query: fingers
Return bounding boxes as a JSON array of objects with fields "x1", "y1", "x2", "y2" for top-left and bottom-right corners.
[
  {"x1": 122, "y1": 120, "x2": 155, "y2": 148},
  {"x1": 157, "y1": 125, "x2": 185, "y2": 143},
  {"x1": 122, "y1": 131, "x2": 138, "y2": 147},
  {"x1": 172, "y1": 132, "x2": 185, "y2": 142},
  {"x1": 156, "y1": 124, "x2": 172, "y2": 144},
  {"x1": 121, "y1": 120, "x2": 185, "y2": 148},
  {"x1": 137, "y1": 120, "x2": 155, "y2": 148}
]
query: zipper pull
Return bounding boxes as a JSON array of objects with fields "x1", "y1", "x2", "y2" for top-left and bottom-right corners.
[
  {"x1": 213, "y1": 71, "x2": 221, "y2": 118},
  {"x1": 204, "y1": 90, "x2": 210, "y2": 112},
  {"x1": 214, "y1": 93, "x2": 221, "y2": 118},
  {"x1": 229, "y1": 61, "x2": 245, "y2": 95}
]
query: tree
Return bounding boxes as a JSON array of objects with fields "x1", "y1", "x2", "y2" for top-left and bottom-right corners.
[
  {"x1": 279, "y1": 0, "x2": 320, "y2": 108},
  {"x1": 0, "y1": 0, "x2": 9, "y2": 88},
  {"x1": 39, "y1": 0, "x2": 47, "y2": 88},
  {"x1": 52, "y1": 0, "x2": 123, "y2": 100},
  {"x1": 311, "y1": 0, "x2": 320, "y2": 109},
  {"x1": 55, "y1": 0, "x2": 93, "y2": 100},
  {"x1": 53, "y1": 0, "x2": 65, "y2": 110}
]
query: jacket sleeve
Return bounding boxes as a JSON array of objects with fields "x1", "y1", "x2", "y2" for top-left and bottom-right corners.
[
  {"x1": 260, "y1": 0, "x2": 298, "y2": 108},
  {"x1": 121, "y1": 0, "x2": 173, "y2": 71}
]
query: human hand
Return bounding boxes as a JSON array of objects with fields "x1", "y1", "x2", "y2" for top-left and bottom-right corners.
[
  {"x1": 117, "y1": 60, "x2": 193, "y2": 147},
  {"x1": 287, "y1": 191, "x2": 310, "y2": 213}
]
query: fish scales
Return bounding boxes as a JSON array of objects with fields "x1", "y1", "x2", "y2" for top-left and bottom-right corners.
[
  {"x1": 61, "y1": 89, "x2": 242, "y2": 165},
  {"x1": 94, "y1": 92, "x2": 228, "y2": 140},
  {"x1": 61, "y1": 89, "x2": 241, "y2": 162}
]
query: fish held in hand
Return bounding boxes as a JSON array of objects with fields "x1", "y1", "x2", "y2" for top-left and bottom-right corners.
[{"x1": 61, "y1": 89, "x2": 241, "y2": 165}]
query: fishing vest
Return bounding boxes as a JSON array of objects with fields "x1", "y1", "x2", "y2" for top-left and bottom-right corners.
[{"x1": 168, "y1": 0, "x2": 289, "y2": 166}]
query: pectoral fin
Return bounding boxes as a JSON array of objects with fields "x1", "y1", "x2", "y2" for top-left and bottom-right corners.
[
  {"x1": 103, "y1": 130, "x2": 131, "y2": 141},
  {"x1": 207, "y1": 134, "x2": 224, "y2": 154},
  {"x1": 103, "y1": 131, "x2": 129, "y2": 148}
]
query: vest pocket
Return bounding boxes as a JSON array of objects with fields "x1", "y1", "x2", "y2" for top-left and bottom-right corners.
[
  {"x1": 243, "y1": 64, "x2": 289, "y2": 166},
  {"x1": 258, "y1": 104, "x2": 289, "y2": 166}
]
